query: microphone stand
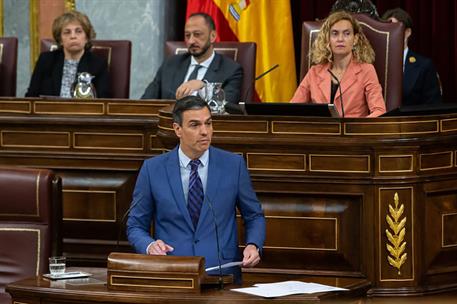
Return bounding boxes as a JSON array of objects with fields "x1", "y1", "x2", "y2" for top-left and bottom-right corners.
[
  {"x1": 205, "y1": 196, "x2": 224, "y2": 290},
  {"x1": 241, "y1": 64, "x2": 280, "y2": 103},
  {"x1": 116, "y1": 195, "x2": 142, "y2": 251},
  {"x1": 327, "y1": 69, "x2": 345, "y2": 118}
]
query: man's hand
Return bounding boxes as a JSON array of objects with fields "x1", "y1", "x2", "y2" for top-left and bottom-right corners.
[
  {"x1": 242, "y1": 244, "x2": 260, "y2": 267},
  {"x1": 175, "y1": 80, "x2": 205, "y2": 100},
  {"x1": 147, "y1": 239, "x2": 174, "y2": 255}
]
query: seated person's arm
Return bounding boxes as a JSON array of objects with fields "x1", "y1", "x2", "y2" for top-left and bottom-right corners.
[
  {"x1": 422, "y1": 61, "x2": 442, "y2": 104},
  {"x1": 175, "y1": 79, "x2": 206, "y2": 100},
  {"x1": 93, "y1": 56, "x2": 110, "y2": 98},
  {"x1": 141, "y1": 65, "x2": 164, "y2": 99},
  {"x1": 364, "y1": 64, "x2": 386, "y2": 117},
  {"x1": 25, "y1": 53, "x2": 46, "y2": 97},
  {"x1": 290, "y1": 72, "x2": 312, "y2": 103}
]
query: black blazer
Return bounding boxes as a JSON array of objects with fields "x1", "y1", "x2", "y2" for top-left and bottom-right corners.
[
  {"x1": 141, "y1": 53, "x2": 243, "y2": 104},
  {"x1": 403, "y1": 50, "x2": 441, "y2": 105},
  {"x1": 25, "y1": 49, "x2": 110, "y2": 98}
]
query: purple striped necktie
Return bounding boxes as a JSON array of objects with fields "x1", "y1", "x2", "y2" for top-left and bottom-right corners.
[{"x1": 187, "y1": 159, "x2": 203, "y2": 228}]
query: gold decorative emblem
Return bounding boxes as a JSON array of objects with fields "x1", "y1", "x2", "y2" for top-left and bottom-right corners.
[
  {"x1": 409, "y1": 56, "x2": 416, "y2": 63},
  {"x1": 385, "y1": 192, "x2": 407, "y2": 275}
]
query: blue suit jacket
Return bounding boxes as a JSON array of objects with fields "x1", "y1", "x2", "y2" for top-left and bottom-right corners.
[
  {"x1": 127, "y1": 146, "x2": 266, "y2": 278},
  {"x1": 403, "y1": 50, "x2": 441, "y2": 105}
]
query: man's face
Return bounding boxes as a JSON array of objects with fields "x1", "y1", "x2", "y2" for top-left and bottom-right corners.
[
  {"x1": 184, "y1": 16, "x2": 216, "y2": 59},
  {"x1": 173, "y1": 107, "x2": 213, "y2": 159}
]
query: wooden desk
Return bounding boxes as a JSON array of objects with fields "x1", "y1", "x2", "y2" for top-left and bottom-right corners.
[
  {"x1": 5, "y1": 268, "x2": 369, "y2": 303},
  {"x1": 1, "y1": 97, "x2": 457, "y2": 296}
]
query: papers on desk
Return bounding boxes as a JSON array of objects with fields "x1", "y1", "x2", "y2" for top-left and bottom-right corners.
[
  {"x1": 231, "y1": 280, "x2": 348, "y2": 298},
  {"x1": 43, "y1": 271, "x2": 92, "y2": 280}
]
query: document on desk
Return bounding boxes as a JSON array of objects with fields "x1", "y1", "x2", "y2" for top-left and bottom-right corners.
[
  {"x1": 205, "y1": 261, "x2": 243, "y2": 272},
  {"x1": 231, "y1": 280, "x2": 348, "y2": 298}
]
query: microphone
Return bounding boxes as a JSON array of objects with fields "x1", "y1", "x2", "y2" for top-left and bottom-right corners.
[
  {"x1": 254, "y1": 64, "x2": 280, "y2": 81},
  {"x1": 241, "y1": 64, "x2": 280, "y2": 103},
  {"x1": 116, "y1": 194, "x2": 143, "y2": 251},
  {"x1": 327, "y1": 69, "x2": 345, "y2": 118},
  {"x1": 204, "y1": 195, "x2": 224, "y2": 290}
]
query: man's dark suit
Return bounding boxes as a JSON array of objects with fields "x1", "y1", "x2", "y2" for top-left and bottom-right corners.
[
  {"x1": 141, "y1": 53, "x2": 243, "y2": 104},
  {"x1": 25, "y1": 49, "x2": 110, "y2": 98},
  {"x1": 403, "y1": 50, "x2": 441, "y2": 105}
]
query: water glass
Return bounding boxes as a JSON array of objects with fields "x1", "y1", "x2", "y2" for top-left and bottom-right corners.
[
  {"x1": 49, "y1": 256, "x2": 66, "y2": 275},
  {"x1": 199, "y1": 82, "x2": 226, "y2": 114}
]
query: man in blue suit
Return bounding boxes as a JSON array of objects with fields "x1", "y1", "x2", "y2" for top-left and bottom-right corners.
[
  {"x1": 127, "y1": 96, "x2": 266, "y2": 281},
  {"x1": 382, "y1": 8, "x2": 441, "y2": 105}
]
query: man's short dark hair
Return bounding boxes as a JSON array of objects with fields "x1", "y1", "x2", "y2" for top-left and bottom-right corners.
[
  {"x1": 188, "y1": 12, "x2": 216, "y2": 31},
  {"x1": 172, "y1": 96, "x2": 211, "y2": 125},
  {"x1": 382, "y1": 8, "x2": 413, "y2": 29}
]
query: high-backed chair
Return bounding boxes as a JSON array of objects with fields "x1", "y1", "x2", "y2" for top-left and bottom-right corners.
[
  {"x1": 0, "y1": 167, "x2": 61, "y2": 304},
  {"x1": 165, "y1": 41, "x2": 256, "y2": 102},
  {"x1": 0, "y1": 37, "x2": 18, "y2": 97},
  {"x1": 40, "y1": 39, "x2": 132, "y2": 99},
  {"x1": 300, "y1": 14, "x2": 404, "y2": 111}
]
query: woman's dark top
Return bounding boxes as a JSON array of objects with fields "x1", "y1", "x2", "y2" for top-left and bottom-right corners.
[
  {"x1": 25, "y1": 48, "x2": 110, "y2": 98},
  {"x1": 330, "y1": 81, "x2": 339, "y2": 104}
]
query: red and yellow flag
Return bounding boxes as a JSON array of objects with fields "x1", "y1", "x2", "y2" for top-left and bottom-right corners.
[{"x1": 187, "y1": 0, "x2": 296, "y2": 102}]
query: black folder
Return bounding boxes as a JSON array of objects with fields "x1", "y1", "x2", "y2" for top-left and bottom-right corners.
[{"x1": 381, "y1": 103, "x2": 457, "y2": 117}]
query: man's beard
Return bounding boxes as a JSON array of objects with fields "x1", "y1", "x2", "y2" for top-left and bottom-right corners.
[{"x1": 188, "y1": 40, "x2": 211, "y2": 59}]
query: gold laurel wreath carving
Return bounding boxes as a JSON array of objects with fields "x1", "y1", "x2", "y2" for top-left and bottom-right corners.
[{"x1": 385, "y1": 192, "x2": 407, "y2": 275}]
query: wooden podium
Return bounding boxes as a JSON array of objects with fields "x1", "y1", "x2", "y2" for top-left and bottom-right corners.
[{"x1": 107, "y1": 252, "x2": 232, "y2": 293}]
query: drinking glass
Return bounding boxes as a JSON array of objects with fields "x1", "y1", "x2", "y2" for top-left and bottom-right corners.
[
  {"x1": 49, "y1": 256, "x2": 66, "y2": 275},
  {"x1": 199, "y1": 82, "x2": 226, "y2": 114}
]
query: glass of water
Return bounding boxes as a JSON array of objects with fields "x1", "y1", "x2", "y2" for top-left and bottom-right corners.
[
  {"x1": 48, "y1": 256, "x2": 66, "y2": 275},
  {"x1": 199, "y1": 82, "x2": 226, "y2": 114}
]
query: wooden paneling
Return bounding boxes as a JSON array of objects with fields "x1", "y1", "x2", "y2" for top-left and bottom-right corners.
[
  {"x1": 424, "y1": 189, "x2": 457, "y2": 278},
  {"x1": 378, "y1": 155, "x2": 414, "y2": 173},
  {"x1": 1, "y1": 130, "x2": 70, "y2": 148},
  {"x1": 420, "y1": 151, "x2": 453, "y2": 171},
  {"x1": 252, "y1": 191, "x2": 362, "y2": 274},
  {"x1": 247, "y1": 153, "x2": 306, "y2": 171},
  {"x1": 309, "y1": 154, "x2": 370, "y2": 173},
  {"x1": 1, "y1": 97, "x2": 457, "y2": 296}
]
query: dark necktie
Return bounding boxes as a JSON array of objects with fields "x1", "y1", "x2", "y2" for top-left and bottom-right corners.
[
  {"x1": 188, "y1": 64, "x2": 203, "y2": 81},
  {"x1": 187, "y1": 159, "x2": 204, "y2": 228}
]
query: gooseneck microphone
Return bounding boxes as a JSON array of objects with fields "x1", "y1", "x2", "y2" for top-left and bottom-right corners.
[
  {"x1": 204, "y1": 195, "x2": 224, "y2": 290},
  {"x1": 327, "y1": 69, "x2": 345, "y2": 118},
  {"x1": 117, "y1": 194, "x2": 143, "y2": 251},
  {"x1": 241, "y1": 64, "x2": 280, "y2": 103}
]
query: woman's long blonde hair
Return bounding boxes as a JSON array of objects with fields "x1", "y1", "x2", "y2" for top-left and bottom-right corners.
[{"x1": 310, "y1": 11, "x2": 375, "y2": 65}]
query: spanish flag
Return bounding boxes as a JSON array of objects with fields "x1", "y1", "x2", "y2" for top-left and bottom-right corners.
[{"x1": 187, "y1": 0, "x2": 296, "y2": 102}]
